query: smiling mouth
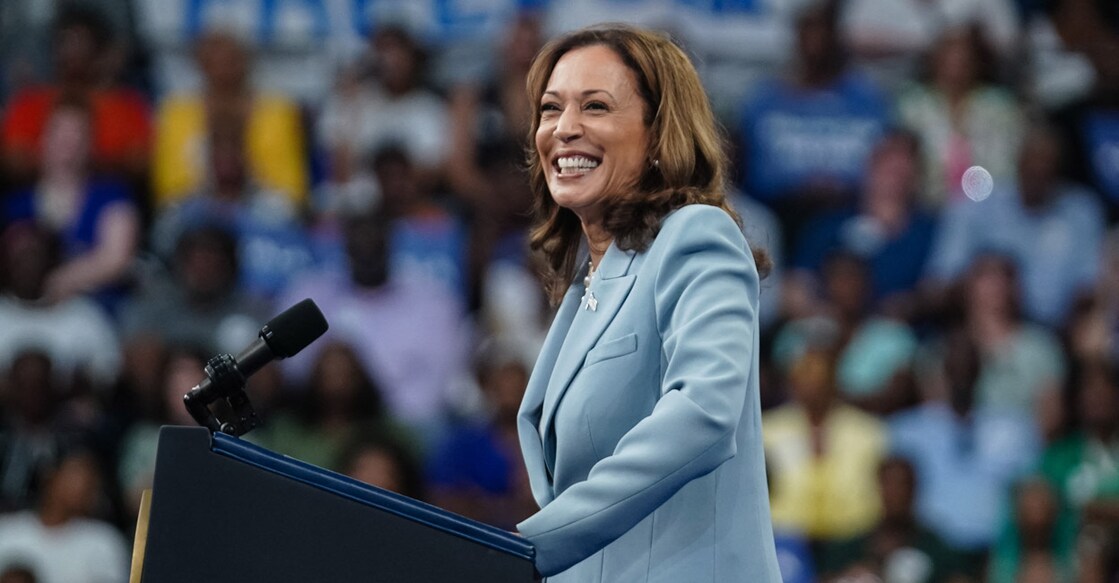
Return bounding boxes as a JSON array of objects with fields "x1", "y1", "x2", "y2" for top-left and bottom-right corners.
[{"x1": 555, "y1": 155, "x2": 601, "y2": 176}]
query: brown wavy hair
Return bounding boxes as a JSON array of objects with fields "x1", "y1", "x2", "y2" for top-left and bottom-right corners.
[{"x1": 525, "y1": 24, "x2": 769, "y2": 304}]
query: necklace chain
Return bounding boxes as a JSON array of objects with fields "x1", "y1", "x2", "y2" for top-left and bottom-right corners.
[{"x1": 583, "y1": 259, "x2": 596, "y2": 291}]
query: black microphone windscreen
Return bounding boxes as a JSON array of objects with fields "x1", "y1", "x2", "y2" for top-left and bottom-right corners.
[{"x1": 264, "y1": 299, "x2": 329, "y2": 358}]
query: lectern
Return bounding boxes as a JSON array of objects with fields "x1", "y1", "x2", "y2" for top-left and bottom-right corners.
[{"x1": 135, "y1": 426, "x2": 537, "y2": 582}]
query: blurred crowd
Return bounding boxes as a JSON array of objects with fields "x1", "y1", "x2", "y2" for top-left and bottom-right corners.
[{"x1": 0, "y1": 0, "x2": 1117, "y2": 582}]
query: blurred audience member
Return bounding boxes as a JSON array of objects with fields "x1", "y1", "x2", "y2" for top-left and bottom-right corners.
[
  {"x1": 445, "y1": 13, "x2": 537, "y2": 210},
  {"x1": 254, "y1": 340, "x2": 398, "y2": 472},
  {"x1": 1020, "y1": 0, "x2": 1107, "y2": 109},
  {"x1": 0, "y1": 224, "x2": 120, "y2": 391},
  {"x1": 738, "y1": 0, "x2": 890, "y2": 242},
  {"x1": 1064, "y1": 229, "x2": 1119, "y2": 370},
  {"x1": 373, "y1": 146, "x2": 469, "y2": 303},
  {"x1": 152, "y1": 29, "x2": 307, "y2": 210},
  {"x1": 0, "y1": 351, "x2": 89, "y2": 511},
  {"x1": 840, "y1": 0, "x2": 1020, "y2": 91},
  {"x1": 947, "y1": 253, "x2": 1067, "y2": 439},
  {"x1": 115, "y1": 344, "x2": 206, "y2": 519},
  {"x1": 426, "y1": 338, "x2": 536, "y2": 530},
  {"x1": 774, "y1": 253, "x2": 918, "y2": 415},
  {"x1": 763, "y1": 346, "x2": 888, "y2": 546},
  {"x1": 891, "y1": 326, "x2": 1040, "y2": 575},
  {"x1": 897, "y1": 24, "x2": 1023, "y2": 209},
  {"x1": 315, "y1": 25, "x2": 448, "y2": 207},
  {"x1": 340, "y1": 429, "x2": 426, "y2": 502},
  {"x1": 276, "y1": 209, "x2": 467, "y2": 440},
  {"x1": 0, "y1": 566, "x2": 37, "y2": 583},
  {"x1": 793, "y1": 130, "x2": 937, "y2": 316},
  {"x1": 1052, "y1": 32, "x2": 1119, "y2": 219},
  {"x1": 0, "y1": 449, "x2": 128, "y2": 583},
  {"x1": 119, "y1": 225, "x2": 268, "y2": 360},
  {"x1": 2, "y1": 100, "x2": 140, "y2": 310},
  {"x1": 151, "y1": 118, "x2": 314, "y2": 299},
  {"x1": 1038, "y1": 359, "x2": 1119, "y2": 541},
  {"x1": 820, "y1": 456, "x2": 963, "y2": 583},
  {"x1": 989, "y1": 478, "x2": 1075, "y2": 583},
  {"x1": 0, "y1": 4, "x2": 150, "y2": 184},
  {"x1": 445, "y1": 14, "x2": 539, "y2": 312},
  {"x1": 925, "y1": 123, "x2": 1106, "y2": 328}
]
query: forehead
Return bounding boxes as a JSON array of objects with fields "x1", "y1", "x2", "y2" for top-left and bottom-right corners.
[{"x1": 546, "y1": 44, "x2": 639, "y2": 96}]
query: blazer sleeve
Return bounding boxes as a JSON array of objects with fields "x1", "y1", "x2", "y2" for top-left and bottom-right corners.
[{"x1": 517, "y1": 206, "x2": 760, "y2": 576}]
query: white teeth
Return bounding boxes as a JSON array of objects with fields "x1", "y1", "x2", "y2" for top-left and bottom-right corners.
[{"x1": 557, "y1": 156, "x2": 600, "y2": 173}]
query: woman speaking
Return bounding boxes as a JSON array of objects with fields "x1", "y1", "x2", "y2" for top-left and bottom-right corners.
[{"x1": 515, "y1": 24, "x2": 782, "y2": 582}]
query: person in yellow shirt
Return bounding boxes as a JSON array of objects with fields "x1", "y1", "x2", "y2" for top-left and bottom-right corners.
[
  {"x1": 151, "y1": 30, "x2": 307, "y2": 210},
  {"x1": 764, "y1": 343, "x2": 888, "y2": 541}
]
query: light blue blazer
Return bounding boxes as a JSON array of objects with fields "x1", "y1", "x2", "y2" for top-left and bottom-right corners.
[{"x1": 517, "y1": 205, "x2": 782, "y2": 582}]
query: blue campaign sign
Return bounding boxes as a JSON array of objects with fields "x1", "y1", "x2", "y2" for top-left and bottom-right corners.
[{"x1": 181, "y1": 0, "x2": 534, "y2": 45}]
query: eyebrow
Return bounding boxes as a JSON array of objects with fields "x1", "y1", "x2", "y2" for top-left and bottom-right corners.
[{"x1": 542, "y1": 89, "x2": 616, "y2": 100}]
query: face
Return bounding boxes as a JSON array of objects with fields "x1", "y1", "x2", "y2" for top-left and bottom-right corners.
[
  {"x1": 198, "y1": 33, "x2": 248, "y2": 90},
  {"x1": 966, "y1": 255, "x2": 1015, "y2": 314},
  {"x1": 313, "y1": 343, "x2": 363, "y2": 403},
  {"x1": 536, "y1": 44, "x2": 651, "y2": 227},
  {"x1": 934, "y1": 30, "x2": 978, "y2": 91},
  {"x1": 373, "y1": 31, "x2": 419, "y2": 95},
  {"x1": 865, "y1": 136, "x2": 918, "y2": 206},
  {"x1": 55, "y1": 25, "x2": 99, "y2": 81},
  {"x1": 46, "y1": 454, "x2": 101, "y2": 516}
]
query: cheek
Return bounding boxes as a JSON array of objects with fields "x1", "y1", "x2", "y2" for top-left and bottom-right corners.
[
  {"x1": 610, "y1": 127, "x2": 649, "y2": 179},
  {"x1": 535, "y1": 125, "x2": 553, "y2": 164}
]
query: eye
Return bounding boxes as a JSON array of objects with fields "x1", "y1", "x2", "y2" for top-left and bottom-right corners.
[
  {"x1": 585, "y1": 101, "x2": 608, "y2": 111},
  {"x1": 540, "y1": 102, "x2": 561, "y2": 114}
]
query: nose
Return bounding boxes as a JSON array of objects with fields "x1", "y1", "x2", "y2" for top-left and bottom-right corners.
[{"x1": 553, "y1": 107, "x2": 581, "y2": 142}]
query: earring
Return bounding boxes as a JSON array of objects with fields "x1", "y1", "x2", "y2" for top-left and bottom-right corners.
[{"x1": 652, "y1": 159, "x2": 660, "y2": 168}]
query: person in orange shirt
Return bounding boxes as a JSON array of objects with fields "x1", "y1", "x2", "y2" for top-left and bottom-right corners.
[{"x1": 1, "y1": 5, "x2": 150, "y2": 184}]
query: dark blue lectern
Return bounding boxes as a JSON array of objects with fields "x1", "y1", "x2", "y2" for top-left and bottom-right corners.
[{"x1": 137, "y1": 426, "x2": 537, "y2": 582}]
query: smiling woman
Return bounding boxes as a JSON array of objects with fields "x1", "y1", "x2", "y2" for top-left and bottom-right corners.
[
  {"x1": 515, "y1": 24, "x2": 781, "y2": 583},
  {"x1": 535, "y1": 44, "x2": 651, "y2": 235}
]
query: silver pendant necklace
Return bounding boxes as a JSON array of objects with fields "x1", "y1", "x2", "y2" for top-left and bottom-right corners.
[{"x1": 581, "y1": 259, "x2": 598, "y2": 311}]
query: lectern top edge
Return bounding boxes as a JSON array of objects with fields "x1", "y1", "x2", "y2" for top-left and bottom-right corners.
[{"x1": 202, "y1": 429, "x2": 536, "y2": 561}]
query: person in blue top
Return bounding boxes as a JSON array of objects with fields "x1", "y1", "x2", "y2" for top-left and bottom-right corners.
[
  {"x1": 515, "y1": 24, "x2": 782, "y2": 582},
  {"x1": 737, "y1": 0, "x2": 889, "y2": 243}
]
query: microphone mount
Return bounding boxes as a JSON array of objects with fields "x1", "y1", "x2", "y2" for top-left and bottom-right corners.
[{"x1": 184, "y1": 353, "x2": 261, "y2": 436}]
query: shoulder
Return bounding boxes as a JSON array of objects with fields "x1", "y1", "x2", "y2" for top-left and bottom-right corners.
[
  {"x1": 253, "y1": 92, "x2": 301, "y2": 117},
  {"x1": 4, "y1": 86, "x2": 54, "y2": 113},
  {"x1": 649, "y1": 205, "x2": 750, "y2": 267},
  {"x1": 970, "y1": 86, "x2": 1019, "y2": 107},
  {"x1": 68, "y1": 518, "x2": 128, "y2": 549},
  {"x1": 837, "y1": 70, "x2": 888, "y2": 104},
  {"x1": 1056, "y1": 183, "x2": 1105, "y2": 215},
  {"x1": 157, "y1": 93, "x2": 202, "y2": 115},
  {"x1": 657, "y1": 204, "x2": 744, "y2": 245},
  {"x1": 834, "y1": 404, "x2": 887, "y2": 433},
  {"x1": 1015, "y1": 324, "x2": 1063, "y2": 355}
]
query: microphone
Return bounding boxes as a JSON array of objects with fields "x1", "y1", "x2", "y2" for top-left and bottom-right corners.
[
  {"x1": 227, "y1": 297, "x2": 330, "y2": 383},
  {"x1": 184, "y1": 299, "x2": 329, "y2": 435}
]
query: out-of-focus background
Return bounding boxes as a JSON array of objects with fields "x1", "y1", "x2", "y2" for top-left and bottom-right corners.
[{"x1": 0, "y1": 0, "x2": 1116, "y2": 581}]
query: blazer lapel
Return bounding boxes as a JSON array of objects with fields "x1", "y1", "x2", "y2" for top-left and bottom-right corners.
[
  {"x1": 518, "y1": 283, "x2": 582, "y2": 506},
  {"x1": 539, "y1": 244, "x2": 637, "y2": 440}
]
